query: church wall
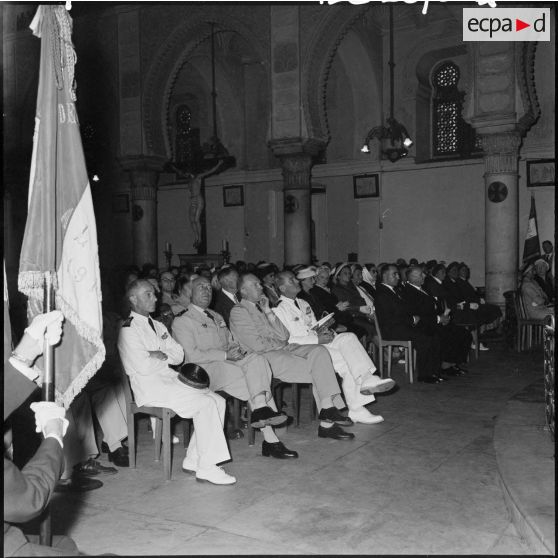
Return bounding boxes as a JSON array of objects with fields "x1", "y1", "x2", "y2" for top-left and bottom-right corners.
[{"x1": 518, "y1": 24, "x2": 555, "y2": 252}]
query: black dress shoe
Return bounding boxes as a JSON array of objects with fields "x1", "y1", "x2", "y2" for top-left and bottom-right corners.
[
  {"x1": 101, "y1": 441, "x2": 129, "y2": 455},
  {"x1": 73, "y1": 458, "x2": 118, "y2": 476},
  {"x1": 250, "y1": 406, "x2": 288, "y2": 428},
  {"x1": 318, "y1": 407, "x2": 354, "y2": 427},
  {"x1": 55, "y1": 476, "x2": 103, "y2": 493},
  {"x1": 262, "y1": 441, "x2": 299, "y2": 459},
  {"x1": 108, "y1": 447, "x2": 130, "y2": 467},
  {"x1": 318, "y1": 423, "x2": 355, "y2": 440}
]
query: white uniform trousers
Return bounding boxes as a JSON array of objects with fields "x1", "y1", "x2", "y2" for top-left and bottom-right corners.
[
  {"x1": 167, "y1": 386, "x2": 230, "y2": 469},
  {"x1": 89, "y1": 381, "x2": 128, "y2": 452},
  {"x1": 262, "y1": 344, "x2": 345, "y2": 412},
  {"x1": 202, "y1": 353, "x2": 277, "y2": 410},
  {"x1": 325, "y1": 332, "x2": 378, "y2": 411}
]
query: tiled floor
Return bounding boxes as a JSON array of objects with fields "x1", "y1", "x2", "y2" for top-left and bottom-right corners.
[{"x1": 45, "y1": 340, "x2": 543, "y2": 555}]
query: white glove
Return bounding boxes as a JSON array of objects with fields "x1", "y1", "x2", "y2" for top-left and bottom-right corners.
[
  {"x1": 359, "y1": 306, "x2": 372, "y2": 315},
  {"x1": 469, "y1": 302, "x2": 479, "y2": 310},
  {"x1": 25, "y1": 311, "x2": 64, "y2": 347},
  {"x1": 29, "y1": 401, "x2": 69, "y2": 437}
]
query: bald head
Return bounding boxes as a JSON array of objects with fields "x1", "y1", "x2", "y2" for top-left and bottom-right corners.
[
  {"x1": 275, "y1": 271, "x2": 301, "y2": 299},
  {"x1": 190, "y1": 276, "x2": 213, "y2": 309},
  {"x1": 126, "y1": 279, "x2": 157, "y2": 316},
  {"x1": 406, "y1": 266, "x2": 424, "y2": 287},
  {"x1": 238, "y1": 273, "x2": 263, "y2": 303}
]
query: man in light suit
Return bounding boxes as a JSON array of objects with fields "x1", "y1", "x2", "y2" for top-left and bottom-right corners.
[
  {"x1": 230, "y1": 274, "x2": 355, "y2": 440},
  {"x1": 172, "y1": 277, "x2": 297, "y2": 459},
  {"x1": 117, "y1": 279, "x2": 236, "y2": 485},
  {"x1": 272, "y1": 271, "x2": 396, "y2": 425}
]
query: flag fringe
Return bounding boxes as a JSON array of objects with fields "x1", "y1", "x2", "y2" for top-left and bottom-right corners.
[
  {"x1": 56, "y1": 345, "x2": 105, "y2": 409},
  {"x1": 18, "y1": 270, "x2": 59, "y2": 297},
  {"x1": 55, "y1": 291, "x2": 105, "y2": 408}
]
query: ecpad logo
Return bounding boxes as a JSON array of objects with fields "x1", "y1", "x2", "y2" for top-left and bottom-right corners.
[{"x1": 463, "y1": 8, "x2": 550, "y2": 42}]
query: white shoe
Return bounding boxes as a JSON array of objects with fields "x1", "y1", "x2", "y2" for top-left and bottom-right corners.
[
  {"x1": 471, "y1": 343, "x2": 490, "y2": 351},
  {"x1": 182, "y1": 457, "x2": 197, "y2": 474},
  {"x1": 348, "y1": 407, "x2": 384, "y2": 425},
  {"x1": 360, "y1": 376, "x2": 396, "y2": 395},
  {"x1": 196, "y1": 465, "x2": 237, "y2": 485}
]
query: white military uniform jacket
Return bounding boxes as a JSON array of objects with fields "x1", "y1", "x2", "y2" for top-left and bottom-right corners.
[
  {"x1": 117, "y1": 311, "x2": 185, "y2": 407},
  {"x1": 273, "y1": 295, "x2": 377, "y2": 411}
]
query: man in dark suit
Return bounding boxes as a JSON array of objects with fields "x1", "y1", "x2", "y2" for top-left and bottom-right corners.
[
  {"x1": 4, "y1": 309, "x2": 82, "y2": 556},
  {"x1": 211, "y1": 266, "x2": 239, "y2": 327},
  {"x1": 374, "y1": 264, "x2": 443, "y2": 384},
  {"x1": 402, "y1": 267, "x2": 472, "y2": 375}
]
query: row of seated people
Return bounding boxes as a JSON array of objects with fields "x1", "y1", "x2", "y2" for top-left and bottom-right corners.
[
  {"x1": 114, "y1": 254, "x2": 504, "y2": 484},
  {"x1": 117, "y1": 273, "x2": 398, "y2": 485}
]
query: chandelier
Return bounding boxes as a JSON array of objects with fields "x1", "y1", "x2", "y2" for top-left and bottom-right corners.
[{"x1": 361, "y1": 6, "x2": 413, "y2": 162}]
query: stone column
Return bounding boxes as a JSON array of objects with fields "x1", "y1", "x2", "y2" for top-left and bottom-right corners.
[
  {"x1": 120, "y1": 156, "x2": 165, "y2": 267},
  {"x1": 270, "y1": 138, "x2": 324, "y2": 266},
  {"x1": 481, "y1": 132, "x2": 522, "y2": 307},
  {"x1": 464, "y1": 42, "x2": 539, "y2": 307}
]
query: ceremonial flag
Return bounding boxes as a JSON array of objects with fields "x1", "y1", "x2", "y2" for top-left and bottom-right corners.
[
  {"x1": 18, "y1": 5, "x2": 105, "y2": 408},
  {"x1": 522, "y1": 196, "x2": 541, "y2": 266}
]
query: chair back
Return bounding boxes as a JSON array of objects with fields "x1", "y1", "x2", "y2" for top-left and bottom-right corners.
[
  {"x1": 373, "y1": 312, "x2": 385, "y2": 344},
  {"x1": 119, "y1": 364, "x2": 137, "y2": 411},
  {"x1": 514, "y1": 289, "x2": 528, "y2": 320}
]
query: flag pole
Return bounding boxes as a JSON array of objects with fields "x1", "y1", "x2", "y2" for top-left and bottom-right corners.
[{"x1": 39, "y1": 273, "x2": 55, "y2": 546}]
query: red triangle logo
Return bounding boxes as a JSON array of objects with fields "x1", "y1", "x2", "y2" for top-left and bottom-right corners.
[{"x1": 516, "y1": 18, "x2": 530, "y2": 31}]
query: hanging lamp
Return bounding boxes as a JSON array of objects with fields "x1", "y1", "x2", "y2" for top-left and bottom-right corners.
[{"x1": 361, "y1": 6, "x2": 413, "y2": 162}]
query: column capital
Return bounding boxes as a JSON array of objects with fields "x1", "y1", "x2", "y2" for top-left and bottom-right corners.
[
  {"x1": 118, "y1": 154, "x2": 167, "y2": 173},
  {"x1": 268, "y1": 137, "x2": 326, "y2": 159},
  {"x1": 480, "y1": 132, "x2": 522, "y2": 175},
  {"x1": 119, "y1": 155, "x2": 166, "y2": 201},
  {"x1": 480, "y1": 132, "x2": 522, "y2": 155}
]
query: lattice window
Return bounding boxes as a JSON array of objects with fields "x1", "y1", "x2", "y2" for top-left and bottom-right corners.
[{"x1": 432, "y1": 61, "x2": 480, "y2": 158}]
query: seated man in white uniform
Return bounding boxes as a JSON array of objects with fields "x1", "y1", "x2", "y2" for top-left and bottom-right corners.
[
  {"x1": 273, "y1": 270, "x2": 396, "y2": 425},
  {"x1": 172, "y1": 276, "x2": 298, "y2": 459},
  {"x1": 117, "y1": 279, "x2": 235, "y2": 485}
]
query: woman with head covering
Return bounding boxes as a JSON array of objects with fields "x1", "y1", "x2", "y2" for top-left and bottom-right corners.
[
  {"x1": 521, "y1": 262, "x2": 554, "y2": 320},
  {"x1": 310, "y1": 264, "x2": 367, "y2": 339},
  {"x1": 533, "y1": 258, "x2": 554, "y2": 302},
  {"x1": 352, "y1": 264, "x2": 376, "y2": 301},
  {"x1": 331, "y1": 263, "x2": 377, "y2": 343}
]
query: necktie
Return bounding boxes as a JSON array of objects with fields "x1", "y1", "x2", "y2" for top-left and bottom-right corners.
[
  {"x1": 255, "y1": 303, "x2": 264, "y2": 313},
  {"x1": 233, "y1": 294, "x2": 239, "y2": 304},
  {"x1": 148, "y1": 317, "x2": 156, "y2": 334},
  {"x1": 204, "y1": 310, "x2": 215, "y2": 322},
  {"x1": 294, "y1": 299, "x2": 301, "y2": 310}
]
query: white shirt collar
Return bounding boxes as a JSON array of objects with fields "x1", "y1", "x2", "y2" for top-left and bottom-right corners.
[
  {"x1": 408, "y1": 283, "x2": 424, "y2": 292},
  {"x1": 222, "y1": 289, "x2": 237, "y2": 302},
  {"x1": 130, "y1": 310, "x2": 150, "y2": 322},
  {"x1": 381, "y1": 283, "x2": 396, "y2": 293},
  {"x1": 432, "y1": 276, "x2": 442, "y2": 285}
]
